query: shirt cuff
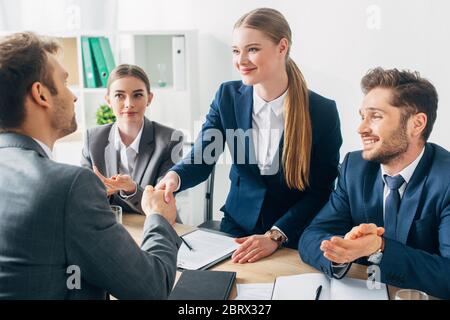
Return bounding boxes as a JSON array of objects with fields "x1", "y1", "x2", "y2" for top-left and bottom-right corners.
[
  {"x1": 271, "y1": 226, "x2": 288, "y2": 243},
  {"x1": 172, "y1": 171, "x2": 181, "y2": 192},
  {"x1": 331, "y1": 262, "x2": 350, "y2": 278},
  {"x1": 119, "y1": 181, "x2": 138, "y2": 199}
]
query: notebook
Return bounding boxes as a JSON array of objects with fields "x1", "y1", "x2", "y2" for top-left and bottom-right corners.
[
  {"x1": 168, "y1": 270, "x2": 236, "y2": 300},
  {"x1": 177, "y1": 229, "x2": 239, "y2": 270},
  {"x1": 271, "y1": 273, "x2": 389, "y2": 300}
]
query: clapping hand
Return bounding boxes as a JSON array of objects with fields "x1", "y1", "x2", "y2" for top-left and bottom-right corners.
[
  {"x1": 93, "y1": 166, "x2": 136, "y2": 196},
  {"x1": 320, "y1": 223, "x2": 384, "y2": 264}
]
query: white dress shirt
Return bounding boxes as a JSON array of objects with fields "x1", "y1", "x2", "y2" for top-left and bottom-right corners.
[
  {"x1": 252, "y1": 89, "x2": 286, "y2": 175},
  {"x1": 114, "y1": 123, "x2": 143, "y2": 176},
  {"x1": 32, "y1": 138, "x2": 53, "y2": 160},
  {"x1": 114, "y1": 123, "x2": 144, "y2": 198},
  {"x1": 332, "y1": 147, "x2": 425, "y2": 277}
]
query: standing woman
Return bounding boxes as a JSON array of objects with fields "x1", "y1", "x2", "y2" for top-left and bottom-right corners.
[
  {"x1": 157, "y1": 8, "x2": 342, "y2": 262},
  {"x1": 81, "y1": 64, "x2": 183, "y2": 214}
]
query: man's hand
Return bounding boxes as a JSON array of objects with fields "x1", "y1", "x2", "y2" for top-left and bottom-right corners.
[
  {"x1": 93, "y1": 166, "x2": 136, "y2": 196},
  {"x1": 155, "y1": 171, "x2": 179, "y2": 203},
  {"x1": 344, "y1": 223, "x2": 384, "y2": 240},
  {"x1": 320, "y1": 232, "x2": 383, "y2": 264},
  {"x1": 141, "y1": 186, "x2": 177, "y2": 225},
  {"x1": 231, "y1": 235, "x2": 278, "y2": 264}
]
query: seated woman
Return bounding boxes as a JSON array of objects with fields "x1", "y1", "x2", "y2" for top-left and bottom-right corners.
[{"x1": 81, "y1": 64, "x2": 183, "y2": 214}]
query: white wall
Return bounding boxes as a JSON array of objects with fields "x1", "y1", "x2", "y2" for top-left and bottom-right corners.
[{"x1": 117, "y1": 0, "x2": 450, "y2": 220}]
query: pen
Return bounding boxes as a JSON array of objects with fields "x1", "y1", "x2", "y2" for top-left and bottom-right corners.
[
  {"x1": 180, "y1": 236, "x2": 193, "y2": 251},
  {"x1": 315, "y1": 285, "x2": 322, "y2": 300}
]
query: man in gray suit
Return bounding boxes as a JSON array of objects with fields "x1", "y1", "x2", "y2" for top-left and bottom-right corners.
[{"x1": 0, "y1": 32, "x2": 181, "y2": 299}]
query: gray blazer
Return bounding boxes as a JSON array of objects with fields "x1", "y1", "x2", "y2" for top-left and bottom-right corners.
[
  {"x1": 0, "y1": 132, "x2": 181, "y2": 299},
  {"x1": 81, "y1": 117, "x2": 183, "y2": 214}
]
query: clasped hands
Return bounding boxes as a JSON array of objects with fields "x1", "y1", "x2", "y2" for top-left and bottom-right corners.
[
  {"x1": 320, "y1": 223, "x2": 384, "y2": 264},
  {"x1": 93, "y1": 166, "x2": 136, "y2": 197}
]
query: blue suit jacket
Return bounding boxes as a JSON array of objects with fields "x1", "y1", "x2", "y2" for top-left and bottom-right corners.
[
  {"x1": 299, "y1": 143, "x2": 450, "y2": 299},
  {"x1": 172, "y1": 81, "x2": 342, "y2": 248}
]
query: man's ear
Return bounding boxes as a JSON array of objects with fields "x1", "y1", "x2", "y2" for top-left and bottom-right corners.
[
  {"x1": 30, "y1": 82, "x2": 51, "y2": 109},
  {"x1": 411, "y1": 112, "x2": 427, "y2": 138}
]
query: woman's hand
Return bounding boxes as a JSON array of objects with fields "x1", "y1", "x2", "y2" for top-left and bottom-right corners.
[
  {"x1": 155, "y1": 171, "x2": 180, "y2": 203},
  {"x1": 231, "y1": 234, "x2": 278, "y2": 264},
  {"x1": 93, "y1": 166, "x2": 136, "y2": 196}
]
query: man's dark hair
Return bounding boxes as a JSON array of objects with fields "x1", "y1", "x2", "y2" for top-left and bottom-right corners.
[
  {"x1": 361, "y1": 67, "x2": 438, "y2": 141},
  {"x1": 0, "y1": 32, "x2": 60, "y2": 129}
]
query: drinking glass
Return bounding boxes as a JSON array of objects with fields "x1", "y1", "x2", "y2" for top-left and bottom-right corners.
[
  {"x1": 394, "y1": 289, "x2": 428, "y2": 300},
  {"x1": 110, "y1": 205, "x2": 122, "y2": 224}
]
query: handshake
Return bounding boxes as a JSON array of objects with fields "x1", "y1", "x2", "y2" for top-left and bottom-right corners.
[{"x1": 141, "y1": 171, "x2": 180, "y2": 225}]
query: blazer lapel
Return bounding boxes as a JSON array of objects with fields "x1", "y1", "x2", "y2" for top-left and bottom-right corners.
[
  {"x1": 363, "y1": 163, "x2": 384, "y2": 228},
  {"x1": 234, "y1": 84, "x2": 259, "y2": 175},
  {"x1": 132, "y1": 118, "x2": 155, "y2": 185},
  {"x1": 105, "y1": 123, "x2": 118, "y2": 177},
  {"x1": 396, "y1": 144, "x2": 433, "y2": 244}
]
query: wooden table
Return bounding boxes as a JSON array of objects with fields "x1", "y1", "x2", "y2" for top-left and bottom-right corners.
[{"x1": 123, "y1": 213, "x2": 403, "y2": 299}]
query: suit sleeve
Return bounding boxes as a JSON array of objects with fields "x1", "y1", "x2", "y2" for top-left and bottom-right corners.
[
  {"x1": 379, "y1": 185, "x2": 450, "y2": 299},
  {"x1": 65, "y1": 169, "x2": 181, "y2": 299},
  {"x1": 170, "y1": 84, "x2": 226, "y2": 191},
  {"x1": 80, "y1": 130, "x2": 93, "y2": 169},
  {"x1": 156, "y1": 130, "x2": 184, "y2": 183},
  {"x1": 274, "y1": 100, "x2": 343, "y2": 247},
  {"x1": 298, "y1": 153, "x2": 355, "y2": 278}
]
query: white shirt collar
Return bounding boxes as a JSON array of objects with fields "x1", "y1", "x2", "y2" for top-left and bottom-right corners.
[
  {"x1": 32, "y1": 138, "x2": 53, "y2": 160},
  {"x1": 253, "y1": 89, "x2": 287, "y2": 117},
  {"x1": 114, "y1": 122, "x2": 144, "y2": 154},
  {"x1": 381, "y1": 146, "x2": 425, "y2": 184}
]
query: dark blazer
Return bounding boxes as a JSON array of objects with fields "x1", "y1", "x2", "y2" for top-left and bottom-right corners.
[
  {"x1": 0, "y1": 132, "x2": 181, "y2": 299},
  {"x1": 171, "y1": 81, "x2": 342, "y2": 248},
  {"x1": 81, "y1": 117, "x2": 183, "y2": 214},
  {"x1": 299, "y1": 143, "x2": 450, "y2": 299}
]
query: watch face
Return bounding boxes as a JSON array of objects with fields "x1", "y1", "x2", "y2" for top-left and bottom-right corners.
[{"x1": 368, "y1": 252, "x2": 383, "y2": 264}]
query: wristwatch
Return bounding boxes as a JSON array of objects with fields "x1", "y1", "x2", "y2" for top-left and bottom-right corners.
[
  {"x1": 368, "y1": 237, "x2": 385, "y2": 265},
  {"x1": 265, "y1": 229, "x2": 287, "y2": 248}
]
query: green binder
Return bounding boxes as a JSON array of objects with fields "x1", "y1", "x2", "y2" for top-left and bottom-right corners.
[
  {"x1": 81, "y1": 36, "x2": 98, "y2": 88},
  {"x1": 99, "y1": 37, "x2": 116, "y2": 74},
  {"x1": 89, "y1": 37, "x2": 109, "y2": 88}
]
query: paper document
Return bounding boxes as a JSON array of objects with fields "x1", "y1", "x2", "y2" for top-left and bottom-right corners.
[
  {"x1": 235, "y1": 283, "x2": 274, "y2": 300},
  {"x1": 177, "y1": 229, "x2": 239, "y2": 270},
  {"x1": 272, "y1": 273, "x2": 388, "y2": 300}
]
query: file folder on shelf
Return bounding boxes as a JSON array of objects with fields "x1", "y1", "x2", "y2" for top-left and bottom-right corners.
[
  {"x1": 89, "y1": 37, "x2": 109, "y2": 88},
  {"x1": 81, "y1": 36, "x2": 98, "y2": 88},
  {"x1": 99, "y1": 37, "x2": 116, "y2": 74}
]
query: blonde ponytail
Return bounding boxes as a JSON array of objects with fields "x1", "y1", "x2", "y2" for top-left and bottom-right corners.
[{"x1": 283, "y1": 58, "x2": 311, "y2": 190}]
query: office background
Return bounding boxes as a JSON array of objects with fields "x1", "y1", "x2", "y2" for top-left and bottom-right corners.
[{"x1": 1, "y1": 0, "x2": 449, "y2": 224}]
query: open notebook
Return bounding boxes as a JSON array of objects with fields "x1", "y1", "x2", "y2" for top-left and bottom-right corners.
[
  {"x1": 272, "y1": 273, "x2": 389, "y2": 300},
  {"x1": 177, "y1": 229, "x2": 239, "y2": 270}
]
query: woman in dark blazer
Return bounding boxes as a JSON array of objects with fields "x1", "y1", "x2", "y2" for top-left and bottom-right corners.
[
  {"x1": 157, "y1": 8, "x2": 342, "y2": 262},
  {"x1": 81, "y1": 64, "x2": 183, "y2": 214}
]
